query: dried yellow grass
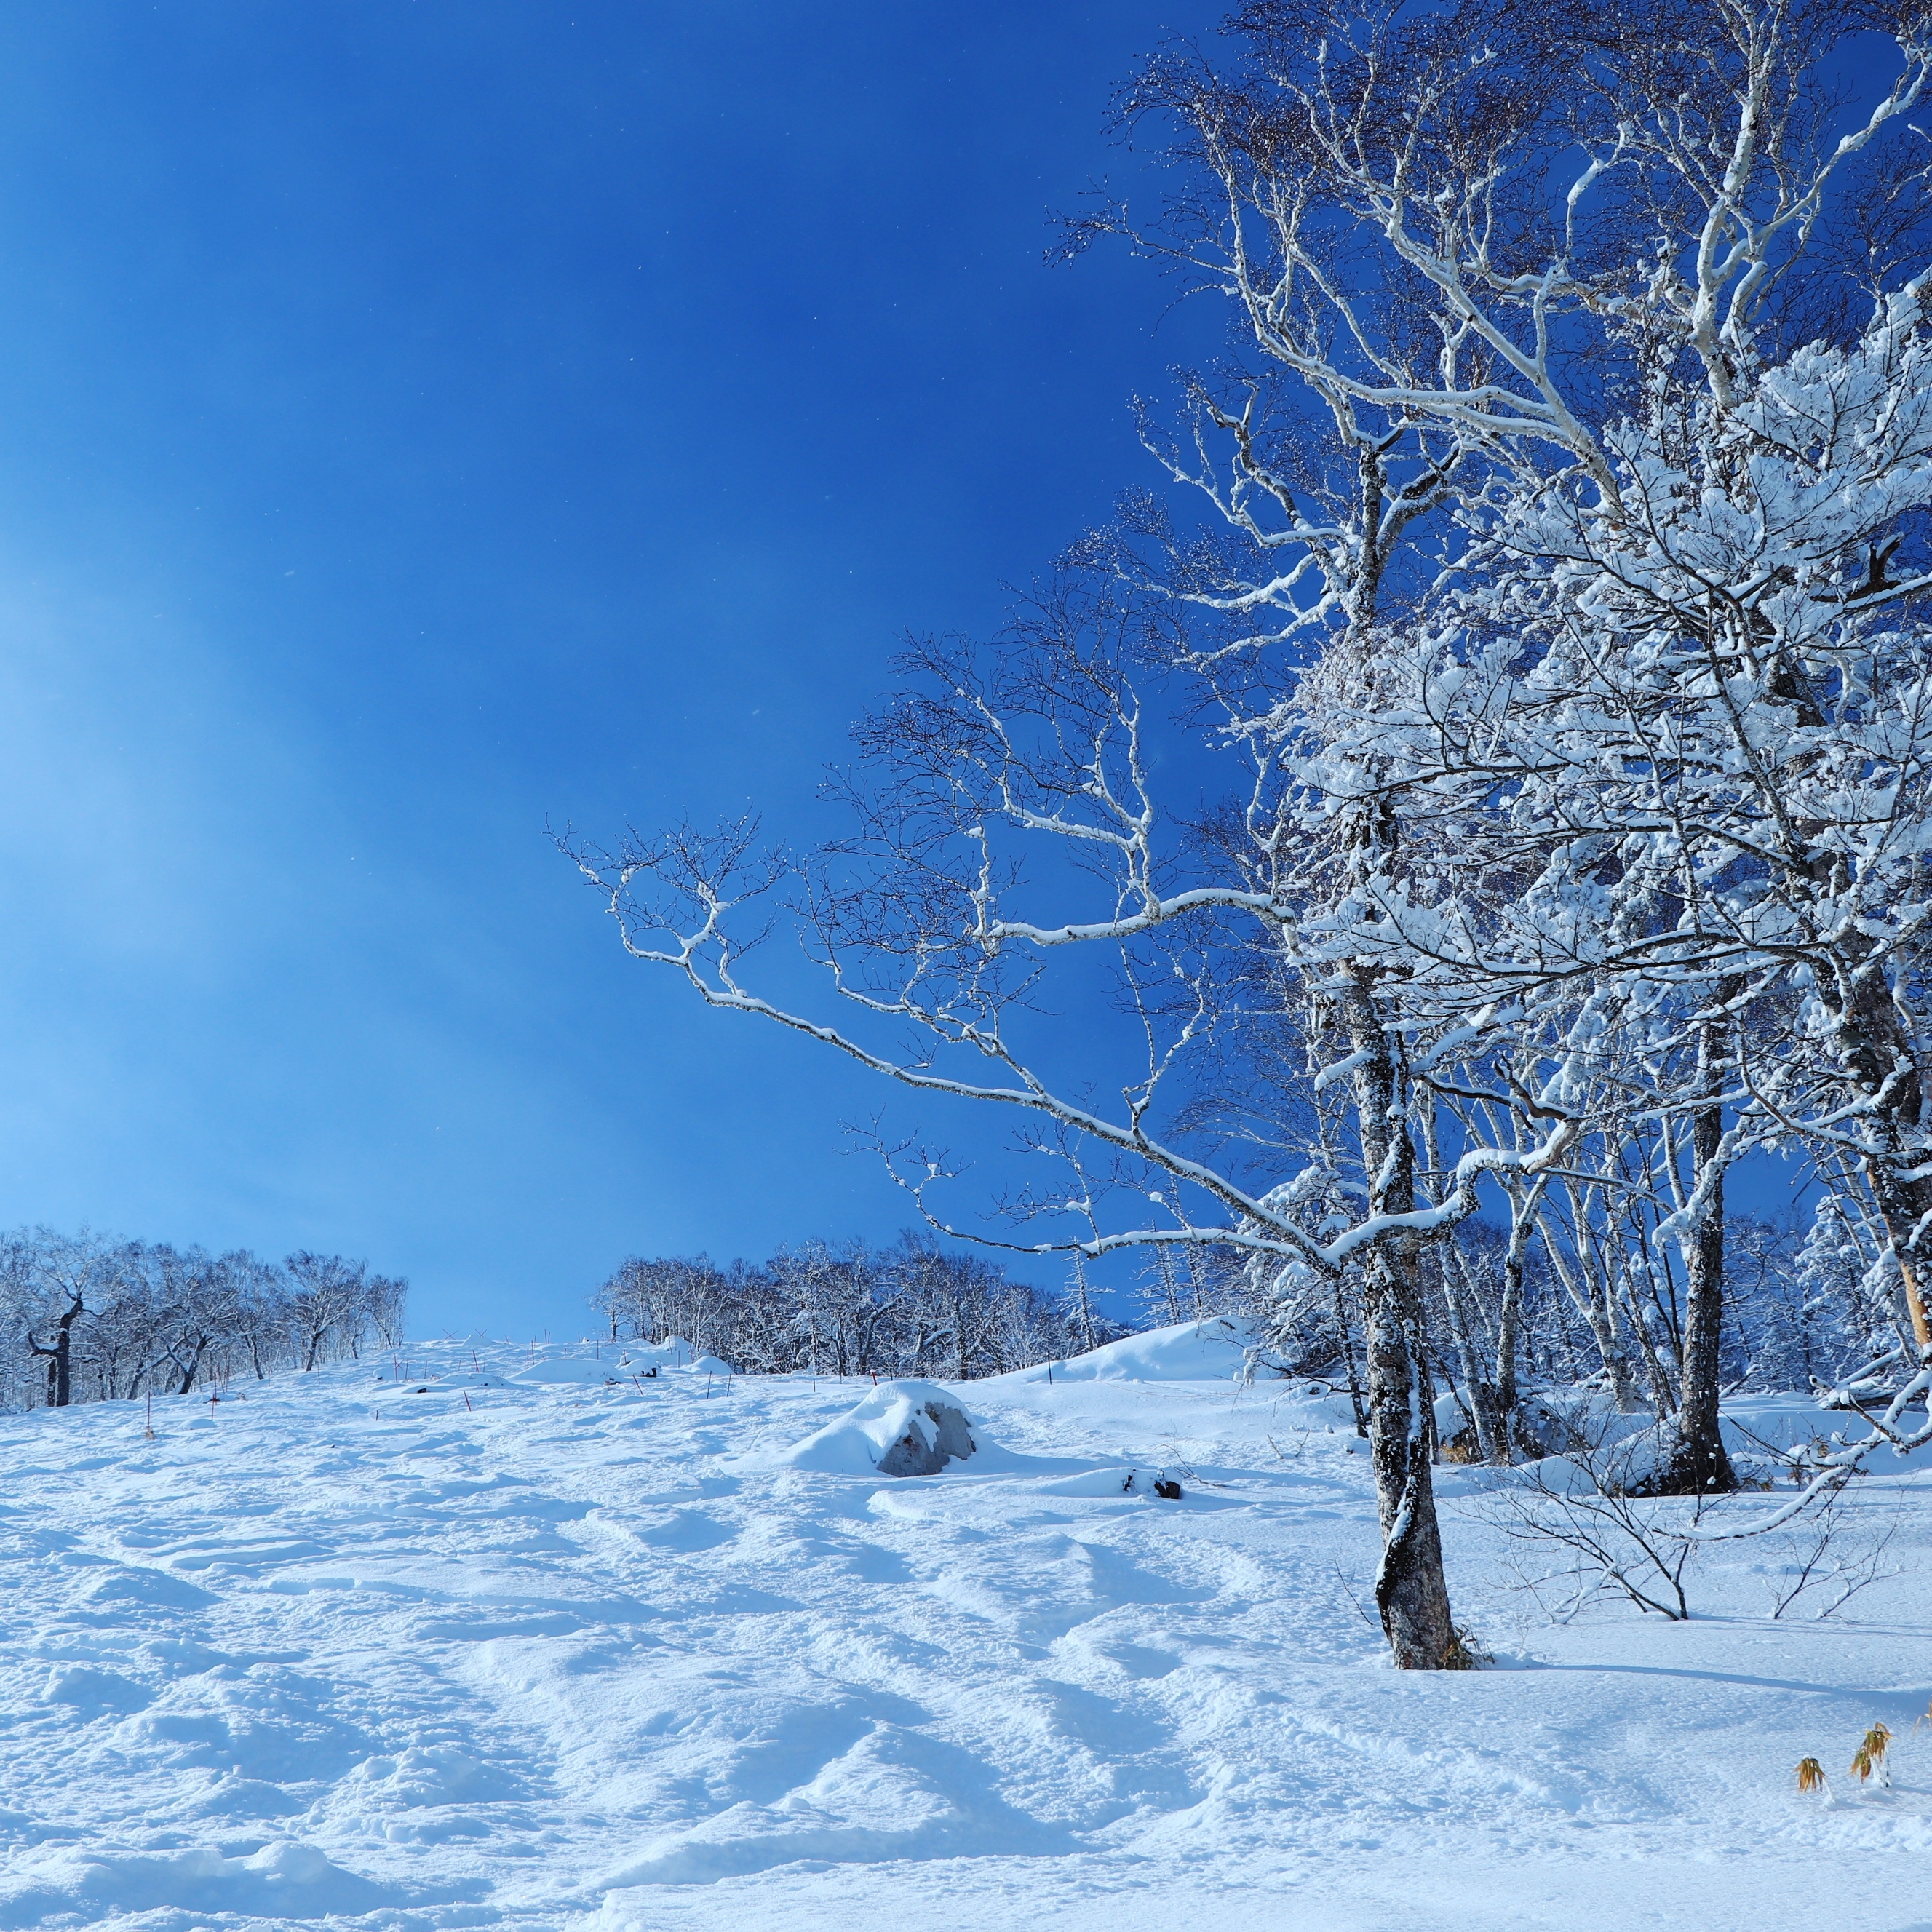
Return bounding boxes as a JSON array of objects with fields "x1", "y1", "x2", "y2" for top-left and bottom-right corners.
[
  {"x1": 1849, "y1": 1722, "x2": 1896, "y2": 1786},
  {"x1": 1796, "y1": 1757, "x2": 1826, "y2": 1794}
]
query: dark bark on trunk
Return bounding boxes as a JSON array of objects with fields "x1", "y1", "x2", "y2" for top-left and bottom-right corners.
[
  {"x1": 1343, "y1": 971, "x2": 1461, "y2": 1669},
  {"x1": 175, "y1": 1338, "x2": 210, "y2": 1396},
  {"x1": 28, "y1": 1294, "x2": 83, "y2": 1408},
  {"x1": 1650, "y1": 1107, "x2": 1737, "y2": 1492},
  {"x1": 1652, "y1": 1011, "x2": 1738, "y2": 1496},
  {"x1": 1365, "y1": 1246, "x2": 1458, "y2": 1667},
  {"x1": 1334, "y1": 1275, "x2": 1369, "y2": 1437}
]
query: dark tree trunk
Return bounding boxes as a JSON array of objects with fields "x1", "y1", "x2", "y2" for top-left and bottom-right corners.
[
  {"x1": 1650, "y1": 1105, "x2": 1737, "y2": 1492},
  {"x1": 1344, "y1": 970, "x2": 1461, "y2": 1669},
  {"x1": 1651, "y1": 1011, "x2": 1738, "y2": 1496},
  {"x1": 28, "y1": 1294, "x2": 84, "y2": 1408},
  {"x1": 175, "y1": 1337, "x2": 211, "y2": 1396},
  {"x1": 1495, "y1": 1177, "x2": 1543, "y2": 1456},
  {"x1": 1365, "y1": 1247, "x2": 1458, "y2": 1667}
]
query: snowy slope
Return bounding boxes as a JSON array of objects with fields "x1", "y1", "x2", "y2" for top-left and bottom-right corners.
[{"x1": 1, "y1": 1327, "x2": 1928, "y2": 1931}]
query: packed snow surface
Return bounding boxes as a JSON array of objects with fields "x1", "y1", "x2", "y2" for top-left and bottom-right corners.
[{"x1": 2, "y1": 1320, "x2": 1928, "y2": 1930}]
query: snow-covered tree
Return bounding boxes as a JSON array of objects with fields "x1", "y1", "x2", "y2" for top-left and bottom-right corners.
[
  {"x1": 1118, "y1": 0, "x2": 1932, "y2": 1494},
  {"x1": 0, "y1": 1229, "x2": 404, "y2": 1411},
  {"x1": 573, "y1": 0, "x2": 1932, "y2": 1652}
]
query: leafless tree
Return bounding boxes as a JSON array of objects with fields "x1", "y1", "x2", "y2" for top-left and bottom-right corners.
[{"x1": 568, "y1": 0, "x2": 1932, "y2": 1660}]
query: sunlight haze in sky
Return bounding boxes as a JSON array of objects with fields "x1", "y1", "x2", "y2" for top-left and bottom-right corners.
[{"x1": 0, "y1": 4, "x2": 1244, "y2": 1334}]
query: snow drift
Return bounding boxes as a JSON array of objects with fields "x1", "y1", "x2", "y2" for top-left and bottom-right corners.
[
  {"x1": 4, "y1": 1335, "x2": 1928, "y2": 1932},
  {"x1": 499, "y1": 1339, "x2": 732, "y2": 1388},
  {"x1": 747, "y1": 1380, "x2": 986, "y2": 1476},
  {"x1": 990, "y1": 1314, "x2": 1265, "y2": 1386}
]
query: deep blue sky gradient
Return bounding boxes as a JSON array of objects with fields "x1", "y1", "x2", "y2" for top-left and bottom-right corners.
[{"x1": 0, "y1": 4, "x2": 1241, "y2": 1334}]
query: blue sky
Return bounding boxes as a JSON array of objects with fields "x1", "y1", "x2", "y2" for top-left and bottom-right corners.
[{"x1": 0, "y1": 4, "x2": 1233, "y2": 1335}]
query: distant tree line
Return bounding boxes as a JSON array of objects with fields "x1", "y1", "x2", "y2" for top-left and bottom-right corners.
[
  {"x1": 594, "y1": 1238, "x2": 1135, "y2": 1380},
  {"x1": 0, "y1": 1228, "x2": 406, "y2": 1412},
  {"x1": 601, "y1": 1209, "x2": 1893, "y2": 1406}
]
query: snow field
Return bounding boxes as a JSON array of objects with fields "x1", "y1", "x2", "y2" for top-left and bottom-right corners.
[{"x1": 1, "y1": 1324, "x2": 1928, "y2": 1930}]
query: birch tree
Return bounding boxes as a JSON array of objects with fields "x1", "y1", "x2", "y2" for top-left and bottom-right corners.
[
  {"x1": 1105, "y1": 0, "x2": 1932, "y2": 1494},
  {"x1": 571, "y1": 0, "x2": 1932, "y2": 1649},
  {"x1": 568, "y1": 572, "x2": 1574, "y2": 1669}
]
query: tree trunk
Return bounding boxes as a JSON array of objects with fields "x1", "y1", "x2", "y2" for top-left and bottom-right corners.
[
  {"x1": 1861, "y1": 1153, "x2": 1932, "y2": 1364},
  {"x1": 1495, "y1": 1177, "x2": 1544, "y2": 1457},
  {"x1": 1343, "y1": 970, "x2": 1461, "y2": 1669},
  {"x1": 1622, "y1": 1270, "x2": 1679, "y2": 1420},
  {"x1": 1547, "y1": 1220, "x2": 1642, "y2": 1410},
  {"x1": 1581, "y1": 1271, "x2": 1642, "y2": 1410},
  {"x1": 1437, "y1": 1247, "x2": 1497, "y2": 1463},
  {"x1": 1422, "y1": 1106, "x2": 1497, "y2": 1463},
  {"x1": 1651, "y1": 1017, "x2": 1738, "y2": 1495},
  {"x1": 1365, "y1": 1247, "x2": 1459, "y2": 1667},
  {"x1": 29, "y1": 1294, "x2": 83, "y2": 1407},
  {"x1": 1333, "y1": 1275, "x2": 1369, "y2": 1437},
  {"x1": 1156, "y1": 1244, "x2": 1183, "y2": 1324},
  {"x1": 175, "y1": 1337, "x2": 210, "y2": 1396}
]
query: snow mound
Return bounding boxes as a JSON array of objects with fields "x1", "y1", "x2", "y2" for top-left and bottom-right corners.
[
  {"x1": 501, "y1": 1356, "x2": 628, "y2": 1387},
  {"x1": 991, "y1": 1314, "x2": 1263, "y2": 1385},
  {"x1": 624, "y1": 1336, "x2": 701, "y2": 1371},
  {"x1": 747, "y1": 1380, "x2": 987, "y2": 1476},
  {"x1": 621, "y1": 1339, "x2": 733, "y2": 1378},
  {"x1": 496, "y1": 1339, "x2": 732, "y2": 1388},
  {"x1": 1, "y1": 1838, "x2": 394, "y2": 1922}
]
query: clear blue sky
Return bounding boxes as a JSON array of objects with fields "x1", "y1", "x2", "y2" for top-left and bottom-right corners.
[{"x1": 0, "y1": 4, "x2": 1233, "y2": 1334}]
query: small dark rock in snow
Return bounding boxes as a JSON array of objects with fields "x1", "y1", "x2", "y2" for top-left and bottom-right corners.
[
  {"x1": 1153, "y1": 1477, "x2": 1183, "y2": 1500},
  {"x1": 877, "y1": 1397, "x2": 977, "y2": 1477}
]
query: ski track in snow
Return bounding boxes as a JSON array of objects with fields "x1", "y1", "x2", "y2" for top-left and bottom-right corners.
[{"x1": 1, "y1": 1332, "x2": 1928, "y2": 1931}]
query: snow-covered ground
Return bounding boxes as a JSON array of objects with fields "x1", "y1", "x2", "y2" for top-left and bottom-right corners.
[{"x1": 2, "y1": 1324, "x2": 1927, "y2": 1931}]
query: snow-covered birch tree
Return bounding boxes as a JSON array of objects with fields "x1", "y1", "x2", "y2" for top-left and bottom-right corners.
[
  {"x1": 1270, "y1": 0, "x2": 1932, "y2": 1496},
  {"x1": 1095, "y1": 0, "x2": 1932, "y2": 1494},
  {"x1": 571, "y1": 0, "x2": 1932, "y2": 1653}
]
